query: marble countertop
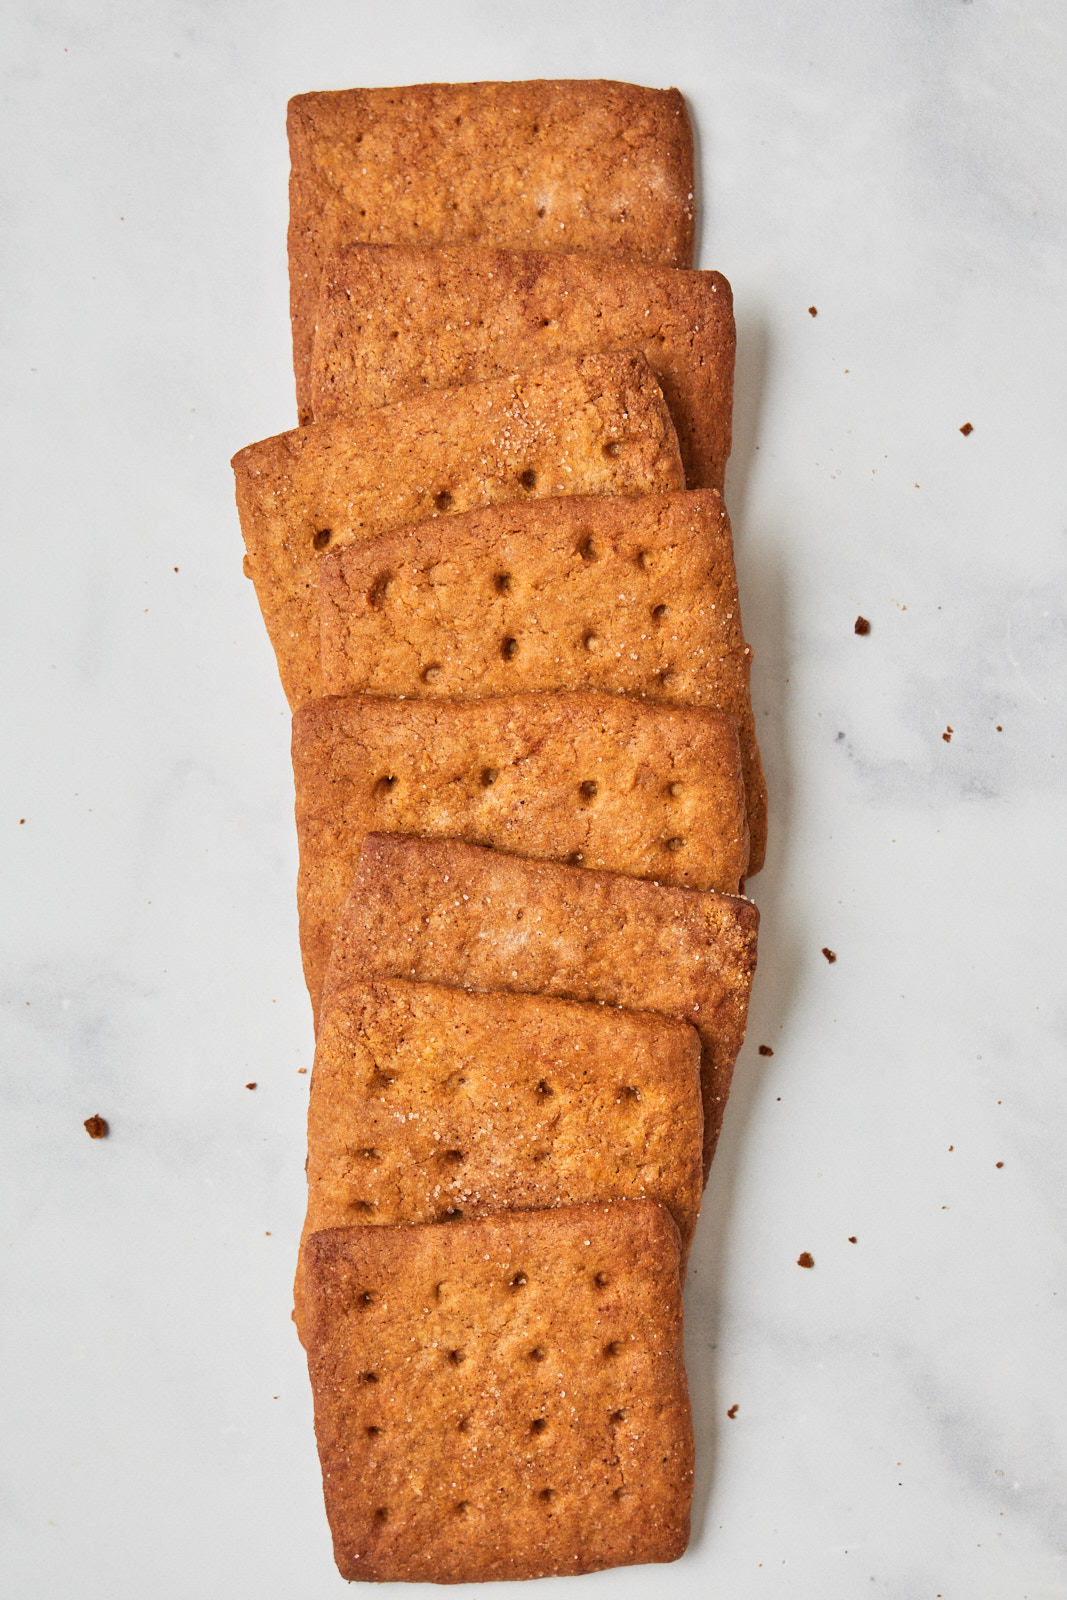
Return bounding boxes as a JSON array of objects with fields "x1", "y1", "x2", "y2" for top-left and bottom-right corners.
[{"x1": 2, "y1": 3, "x2": 1064, "y2": 1595}]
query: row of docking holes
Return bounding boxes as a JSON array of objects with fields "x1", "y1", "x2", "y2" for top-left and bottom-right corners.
[
  {"x1": 369, "y1": 1479, "x2": 632, "y2": 1524},
  {"x1": 373, "y1": 771, "x2": 688, "y2": 839},
  {"x1": 360, "y1": 540, "x2": 667, "y2": 603},
  {"x1": 352, "y1": 1264, "x2": 616, "y2": 1315},
  {"x1": 419, "y1": 610, "x2": 672, "y2": 674},
  {"x1": 312, "y1": 505, "x2": 652, "y2": 570},
  {"x1": 361, "y1": 1077, "x2": 642, "y2": 1105}
]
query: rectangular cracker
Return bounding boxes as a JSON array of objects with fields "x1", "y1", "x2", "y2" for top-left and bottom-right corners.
[
  {"x1": 294, "y1": 976, "x2": 703, "y2": 1339},
  {"x1": 319, "y1": 486, "x2": 768, "y2": 873},
  {"x1": 309, "y1": 245, "x2": 733, "y2": 490},
  {"x1": 324, "y1": 835, "x2": 759, "y2": 1178},
  {"x1": 288, "y1": 80, "x2": 695, "y2": 419},
  {"x1": 232, "y1": 351, "x2": 685, "y2": 709},
  {"x1": 293, "y1": 691, "x2": 749, "y2": 1020},
  {"x1": 304, "y1": 1200, "x2": 693, "y2": 1582}
]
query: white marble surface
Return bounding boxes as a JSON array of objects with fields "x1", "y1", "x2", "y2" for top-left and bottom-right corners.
[{"x1": 2, "y1": 3, "x2": 1065, "y2": 1595}]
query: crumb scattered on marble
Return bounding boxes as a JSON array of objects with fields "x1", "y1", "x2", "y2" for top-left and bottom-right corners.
[
  {"x1": 808, "y1": 305, "x2": 818, "y2": 317},
  {"x1": 959, "y1": 422, "x2": 973, "y2": 436},
  {"x1": 822, "y1": 947, "x2": 837, "y2": 964},
  {"x1": 996, "y1": 1161, "x2": 1004, "y2": 1169},
  {"x1": 942, "y1": 727, "x2": 953, "y2": 743},
  {"x1": 727, "y1": 1404, "x2": 739, "y2": 1419},
  {"x1": 84, "y1": 1115, "x2": 108, "y2": 1139},
  {"x1": 758, "y1": 1044, "x2": 774, "y2": 1057},
  {"x1": 246, "y1": 1081, "x2": 257, "y2": 1090},
  {"x1": 854, "y1": 615, "x2": 870, "y2": 635},
  {"x1": 797, "y1": 1252, "x2": 815, "y2": 1269},
  {"x1": 848, "y1": 1236, "x2": 857, "y2": 1244}
]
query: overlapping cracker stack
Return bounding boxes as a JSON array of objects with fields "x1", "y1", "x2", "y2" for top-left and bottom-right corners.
[{"x1": 233, "y1": 78, "x2": 764, "y2": 1584}]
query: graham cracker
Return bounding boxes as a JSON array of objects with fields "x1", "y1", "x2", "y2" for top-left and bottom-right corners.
[
  {"x1": 293, "y1": 691, "x2": 749, "y2": 1021},
  {"x1": 309, "y1": 245, "x2": 733, "y2": 489},
  {"x1": 232, "y1": 351, "x2": 685, "y2": 709},
  {"x1": 303, "y1": 1200, "x2": 693, "y2": 1582},
  {"x1": 323, "y1": 835, "x2": 759, "y2": 1178},
  {"x1": 318, "y1": 486, "x2": 767, "y2": 873},
  {"x1": 288, "y1": 81, "x2": 695, "y2": 419},
  {"x1": 293, "y1": 975, "x2": 703, "y2": 1339}
]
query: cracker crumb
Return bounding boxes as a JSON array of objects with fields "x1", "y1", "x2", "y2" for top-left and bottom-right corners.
[
  {"x1": 808, "y1": 305, "x2": 818, "y2": 317},
  {"x1": 854, "y1": 615, "x2": 870, "y2": 636},
  {"x1": 758, "y1": 1044, "x2": 774, "y2": 1057},
  {"x1": 797, "y1": 1252, "x2": 815, "y2": 1269},
  {"x1": 83, "y1": 1115, "x2": 108, "y2": 1139},
  {"x1": 959, "y1": 422, "x2": 973, "y2": 436},
  {"x1": 822, "y1": 947, "x2": 836, "y2": 964},
  {"x1": 726, "y1": 1403, "x2": 739, "y2": 1419}
]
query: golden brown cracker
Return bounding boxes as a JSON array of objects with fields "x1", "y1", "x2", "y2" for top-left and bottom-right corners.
[
  {"x1": 294, "y1": 976, "x2": 703, "y2": 1338},
  {"x1": 288, "y1": 80, "x2": 695, "y2": 419},
  {"x1": 293, "y1": 692, "x2": 748, "y2": 1020},
  {"x1": 232, "y1": 351, "x2": 685, "y2": 709},
  {"x1": 319, "y1": 487, "x2": 767, "y2": 872},
  {"x1": 309, "y1": 245, "x2": 732, "y2": 489},
  {"x1": 303, "y1": 1200, "x2": 693, "y2": 1582},
  {"x1": 324, "y1": 835, "x2": 759, "y2": 1178}
]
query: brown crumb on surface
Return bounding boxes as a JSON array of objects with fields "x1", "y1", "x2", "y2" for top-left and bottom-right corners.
[
  {"x1": 822, "y1": 947, "x2": 837, "y2": 964},
  {"x1": 854, "y1": 615, "x2": 870, "y2": 635},
  {"x1": 246, "y1": 1081, "x2": 257, "y2": 1090},
  {"x1": 19, "y1": 818, "x2": 25, "y2": 824},
  {"x1": 298, "y1": 1067, "x2": 308, "y2": 1074},
  {"x1": 996, "y1": 1161, "x2": 1004, "y2": 1169},
  {"x1": 84, "y1": 1115, "x2": 108, "y2": 1139},
  {"x1": 808, "y1": 306, "x2": 818, "y2": 317},
  {"x1": 727, "y1": 1404, "x2": 739, "y2": 1419},
  {"x1": 942, "y1": 727, "x2": 953, "y2": 743},
  {"x1": 848, "y1": 1236, "x2": 857, "y2": 1244},
  {"x1": 996, "y1": 725, "x2": 1002, "y2": 732},
  {"x1": 959, "y1": 422, "x2": 973, "y2": 436},
  {"x1": 797, "y1": 1251, "x2": 815, "y2": 1269},
  {"x1": 758, "y1": 1044, "x2": 774, "y2": 1057}
]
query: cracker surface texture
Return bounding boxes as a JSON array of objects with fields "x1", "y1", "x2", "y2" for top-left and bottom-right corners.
[
  {"x1": 319, "y1": 487, "x2": 767, "y2": 871},
  {"x1": 310, "y1": 245, "x2": 732, "y2": 489},
  {"x1": 288, "y1": 80, "x2": 695, "y2": 417},
  {"x1": 232, "y1": 351, "x2": 684, "y2": 709},
  {"x1": 294, "y1": 976, "x2": 703, "y2": 1336},
  {"x1": 293, "y1": 691, "x2": 748, "y2": 1018},
  {"x1": 324, "y1": 835, "x2": 759, "y2": 1177},
  {"x1": 304, "y1": 1200, "x2": 693, "y2": 1582}
]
